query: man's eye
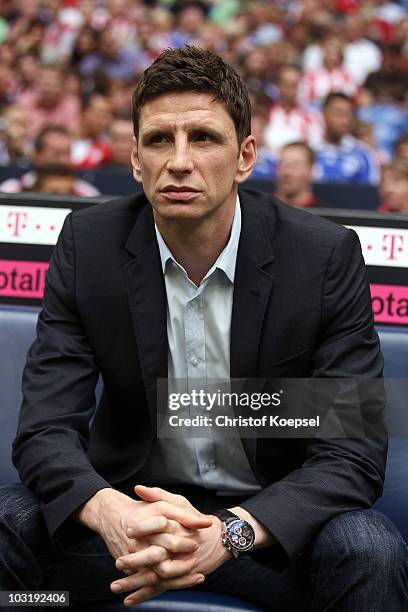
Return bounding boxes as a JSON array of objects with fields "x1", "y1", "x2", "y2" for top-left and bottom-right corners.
[
  {"x1": 150, "y1": 134, "x2": 167, "y2": 144},
  {"x1": 194, "y1": 133, "x2": 211, "y2": 142}
]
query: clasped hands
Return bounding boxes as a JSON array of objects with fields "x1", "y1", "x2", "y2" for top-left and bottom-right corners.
[{"x1": 106, "y1": 485, "x2": 230, "y2": 607}]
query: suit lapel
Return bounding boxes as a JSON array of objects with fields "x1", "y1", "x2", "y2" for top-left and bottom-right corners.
[
  {"x1": 231, "y1": 190, "x2": 276, "y2": 379},
  {"x1": 124, "y1": 202, "x2": 167, "y2": 422},
  {"x1": 231, "y1": 190, "x2": 276, "y2": 468}
]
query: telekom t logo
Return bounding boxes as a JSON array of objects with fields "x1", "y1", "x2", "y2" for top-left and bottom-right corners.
[
  {"x1": 7, "y1": 211, "x2": 28, "y2": 238},
  {"x1": 382, "y1": 233, "x2": 404, "y2": 261}
]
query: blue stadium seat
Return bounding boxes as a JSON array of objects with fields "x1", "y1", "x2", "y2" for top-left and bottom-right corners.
[{"x1": 0, "y1": 305, "x2": 407, "y2": 609}]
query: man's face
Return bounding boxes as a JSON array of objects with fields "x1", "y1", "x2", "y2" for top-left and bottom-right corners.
[
  {"x1": 37, "y1": 69, "x2": 61, "y2": 106},
  {"x1": 35, "y1": 133, "x2": 72, "y2": 165},
  {"x1": 110, "y1": 120, "x2": 134, "y2": 166},
  {"x1": 277, "y1": 146, "x2": 313, "y2": 196},
  {"x1": 84, "y1": 96, "x2": 112, "y2": 137},
  {"x1": 381, "y1": 168, "x2": 408, "y2": 212},
  {"x1": 36, "y1": 175, "x2": 75, "y2": 194},
  {"x1": 278, "y1": 68, "x2": 300, "y2": 106},
  {"x1": 131, "y1": 91, "x2": 256, "y2": 223},
  {"x1": 324, "y1": 98, "x2": 354, "y2": 140}
]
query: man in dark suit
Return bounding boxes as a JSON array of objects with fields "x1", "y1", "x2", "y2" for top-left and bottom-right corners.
[{"x1": 1, "y1": 46, "x2": 407, "y2": 610}]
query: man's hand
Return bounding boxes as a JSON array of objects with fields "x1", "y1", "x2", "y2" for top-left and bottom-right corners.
[
  {"x1": 73, "y1": 486, "x2": 212, "y2": 564},
  {"x1": 110, "y1": 486, "x2": 231, "y2": 606}
]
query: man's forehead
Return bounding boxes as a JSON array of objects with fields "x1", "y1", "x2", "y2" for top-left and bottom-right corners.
[{"x1": 139, "y1": 92, "x2": 234, "y2": 131}]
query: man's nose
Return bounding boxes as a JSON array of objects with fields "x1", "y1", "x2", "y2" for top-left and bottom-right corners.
[{"x1": 166, "y1": 137, "x2": 194, "y2": 174}]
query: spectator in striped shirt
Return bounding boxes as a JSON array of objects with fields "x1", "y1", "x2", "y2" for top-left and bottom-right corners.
[
  {"x1": 299, "y1": 36, "x2": 358, "y2": 108},
  {"x1": 264, "y1": 64, "x2": 323, "y2": 154},
  {"x1": 314, "y1": 93, "x2": 380, "y2": 185}
]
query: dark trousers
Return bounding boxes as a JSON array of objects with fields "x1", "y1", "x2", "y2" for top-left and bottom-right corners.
[{"x1": 0, "y1": 483, "x2": 407, "y2": 611}]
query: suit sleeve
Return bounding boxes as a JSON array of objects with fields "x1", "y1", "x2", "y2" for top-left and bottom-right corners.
[
  {"x1": 240, "y1": 229, "x2": 387, "y2": 570},
  {"x1": 12, "y1": 213, "x2": 112, "y2": 540}
]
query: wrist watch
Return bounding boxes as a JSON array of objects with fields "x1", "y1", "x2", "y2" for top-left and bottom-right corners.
[{"x1": 213, "y1": 508, "x2": 255, "y2": 558}]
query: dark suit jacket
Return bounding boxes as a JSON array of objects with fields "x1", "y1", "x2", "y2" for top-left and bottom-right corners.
[{"x1": 12, "y1": 187, "x2": 387, "y2": 569}]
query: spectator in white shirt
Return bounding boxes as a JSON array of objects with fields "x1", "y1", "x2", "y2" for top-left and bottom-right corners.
[
  {"x1": 264, "y1": 64, "x2": 323, "y2": 154},
  {"x1": 299, "y1": 36, "x2": 358, "y2": 107},
  {"x1": 342, "y1": 14, "x2": 382, "y2": 85}
]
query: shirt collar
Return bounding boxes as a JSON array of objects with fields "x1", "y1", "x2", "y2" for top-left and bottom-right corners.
[{"x1": 155, "y1": 194, "x2": 241, "y2": 284}]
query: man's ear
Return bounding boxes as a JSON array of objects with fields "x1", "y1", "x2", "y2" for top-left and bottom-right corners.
[
  {"x1": 235, "y1": 135, "x2": 257, "y2": 184},
  {"x1": 131, "y1": 137, "x2": 143, "y2": 183}
]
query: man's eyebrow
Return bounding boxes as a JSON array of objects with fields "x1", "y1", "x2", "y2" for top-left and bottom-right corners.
[{"x1": 141, "y1": 122, "x2": 226, "y2": 138}]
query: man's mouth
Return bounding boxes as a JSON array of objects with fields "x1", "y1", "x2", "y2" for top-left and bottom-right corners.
[{"x1": 160, "y1": 186, "x2": 201, "y2": 201}]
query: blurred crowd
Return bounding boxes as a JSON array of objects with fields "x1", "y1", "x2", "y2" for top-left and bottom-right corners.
[{"x1": 0, "y1": 0, "x2": 408, "y2": 211}]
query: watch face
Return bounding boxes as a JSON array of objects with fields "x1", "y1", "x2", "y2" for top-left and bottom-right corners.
[{"x1": 226, "y1": 518, "x2": 255, "y2": 553}]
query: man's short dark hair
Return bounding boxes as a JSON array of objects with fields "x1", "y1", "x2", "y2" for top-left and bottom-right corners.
[
  {"x1": 131, "y1": 45, "x2": 252, "y2": 145},
  {"x1": 281, "y1": 141, "x2": 315, "y2": 165},
  {"x1": 277, "y1": 63, "x2": 302, "y2": 82},
  {"x1": 323, "y1": 92, "x2": 355, "y2": 110},
  {"x1": 34, "y1": 125, "x2": 70, "y2": 152}
]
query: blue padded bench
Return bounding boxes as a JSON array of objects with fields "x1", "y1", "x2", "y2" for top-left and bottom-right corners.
[
  {"x1": 1, "y1": 305, "x2": 407, "y2": 610},
  {"x1": 0, "y1": 306, "x2": 264, "y2": 611}
]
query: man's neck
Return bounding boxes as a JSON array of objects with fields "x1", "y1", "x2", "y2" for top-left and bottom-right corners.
[{"x1": 154, "y1": 195, "x2": 237, "y2": 287}]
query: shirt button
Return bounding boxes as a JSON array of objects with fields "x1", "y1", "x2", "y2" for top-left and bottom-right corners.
[{"x1": 190, "y1": 356, "x2": 199, "y2": 366}]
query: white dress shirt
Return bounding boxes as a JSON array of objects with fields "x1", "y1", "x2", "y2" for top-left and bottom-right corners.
[{"x1": 139, "y1": 196, "x2": 261, "y2": 495}]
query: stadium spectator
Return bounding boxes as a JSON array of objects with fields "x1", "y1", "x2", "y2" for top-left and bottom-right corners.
[
  {"x1": 18, "y1": 65, "x2": 81, "y2": 140},
  {"x1": 108, "y1": 79, "x2": 135, "y2": 121},
  {"x1": 395, "y1": 133, "x2": 408, "y2": 161},
  {"x1": 14, "y1": 52, "x2": 40, "y2": 100},
  {"x1": 170, "y1": 1, "x2": 208, "y2": 48},
  {"x1": 364, "y1": 42, "x2": 408, "y2": 104},
  {"x1": 0, "y1": 104, "x2": 31, "y2": 166},
  {"x1": 357, "y1": 83, "x2": 408, "y2": 158},
  {"x1": 342, "y1": 13, "x2": 383, "y2": 84},
  {"x1": 300, "y1": 36, "x2": 358, "y2": 107},
  {"x1": 0, "y1": 64, "x2": 16, "y2": 112},
  {"x1": 354, "y1": 119, "x2": 391, "y2": 166},
  {"x1": 314, "y1": 92, "x2": 380, "y2": 185},
  {"x1": 92, "y1": 0, "x2": 140, "y2": 52},
  {"x1": 0, "y1": 125, "x2": 99, "y2": 196},
  {"x1": 80, "y1": 26, "x2": 143, "y2": 81},
  {"x1": 0, "y1": 0, "x2": 407, "y2": 199},
  {"x1": 379, "y1": 159, "x2": 408, "y2": 213},
  {"x1": 250, "y1": 107, "x2": 277, "y2": 179},
  {"x1": 106, "y1": 118, "x2": 134, "y2": 168},
  {"x1": 239, "y1": 48, "x2": 276, "y2": 101},
  {"x1": 72, "y1": 93, "x2": 112, "y2": 169},
  {"x1": 275, "y1": 141, "x2": 320, "y2": 208},
  {"x1": 264, "y1": 63, "x2": 323, "y2": 153},
  {"x1": 69, "y1": 26, "x2": 100, "y2": 71},
  {"x1": 29, "y1": 163, "x2": 77, "y2": 195}
]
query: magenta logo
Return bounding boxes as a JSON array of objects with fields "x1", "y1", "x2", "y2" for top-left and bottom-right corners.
[
  {"x1": 0, "y1": 260, "x2": 49, "y2": 299},
  {"x1": 382, "y1": 234, "x2": 404, "y2": 262},
  {"x1": 370, "y1": 284, "x2": 408, "y2": 324}
]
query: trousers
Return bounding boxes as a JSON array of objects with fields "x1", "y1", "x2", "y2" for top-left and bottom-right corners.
[{"x1": 0, "y1": 483, "x2": 407, "y2": 611}]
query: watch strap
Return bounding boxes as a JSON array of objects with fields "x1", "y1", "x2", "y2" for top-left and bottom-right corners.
[{"x1": 212, "y1": 508, "x2": 237, "y2": 523}]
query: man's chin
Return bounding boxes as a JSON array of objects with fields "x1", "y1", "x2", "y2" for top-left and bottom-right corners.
[{"x1": 152, "y1": 202, "x2": 208, "y2": 223}]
